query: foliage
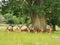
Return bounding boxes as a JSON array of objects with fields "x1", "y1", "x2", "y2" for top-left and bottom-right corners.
[
  {"x1": 0, "y1": 14, "x2": 6, "y2": 23},
  {"x1": 4, "y1": 13, "x2": 19, "y2": 24}
]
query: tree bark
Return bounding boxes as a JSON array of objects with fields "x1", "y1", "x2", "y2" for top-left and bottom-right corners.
[
  {"x1": 30, "y1": 10, "x2": 47, "y2": 31},
  {"x1": 30, "y1": 11, "x2": 41, "y2": 30},
  {"x1": 40, "y1": 16, "x2": 47, "y2": 31},
  {"x1": 53, "y1": 25, "x2": 56, "y2": 31}
]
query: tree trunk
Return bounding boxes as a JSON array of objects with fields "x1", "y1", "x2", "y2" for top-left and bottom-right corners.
[
  {"x1": 40, "y1": 16, "x2": 47, "y2": 31},
  {"x1": 53, "y1": 25, "x2": 56, "y2": 31},
  {"x1": 30, "y1": 11, "x2": 47, "y2": 31},
  {"x1": 29, "y1": 0, "x2": 46, "y2": 31},
  {"x1": 30, "y1": 11, "x2": 41, "y2": 29}
]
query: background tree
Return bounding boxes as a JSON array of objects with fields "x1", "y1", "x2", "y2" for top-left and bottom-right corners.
[{"x1": 46, "y1": 0, "x2": 60, "y2": 31}]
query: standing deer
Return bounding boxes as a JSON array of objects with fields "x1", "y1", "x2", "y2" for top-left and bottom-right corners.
[{"x1": 46, "y1": 24, "x2": 53, "y2": 33}]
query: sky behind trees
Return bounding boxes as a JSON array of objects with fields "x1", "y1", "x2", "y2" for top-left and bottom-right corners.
[
  {"x1": 0, "y1": 0, "x2": 8, "y2": 6},
  {"x1": 0, "y1": 0, "x2": 2, "y2": 6}
]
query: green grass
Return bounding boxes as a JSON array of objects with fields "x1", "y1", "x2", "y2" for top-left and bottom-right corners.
[{"x1": 0, "y1": 30, "x2": 60, "y2": 45}]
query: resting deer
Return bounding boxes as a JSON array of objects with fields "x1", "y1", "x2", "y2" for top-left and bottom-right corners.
[
  {"x1": 6, "y1": 24, "x2": 13, "y2": 32},
  {"x1": 14, "y1": 25, "x2": 21, "y2": 32},
  {"x1": 21, "y1": 25, "x2": 30, "y2": 32}
]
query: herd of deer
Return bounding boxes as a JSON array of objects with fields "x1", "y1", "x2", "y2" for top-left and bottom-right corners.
[{"x1": 6, "y1": 24, "x2": 53, "y2": 33}]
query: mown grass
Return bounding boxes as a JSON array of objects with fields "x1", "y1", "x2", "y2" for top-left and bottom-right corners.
[{"x1": 0, "y1": 30, "x2": 60, "y2": 45}]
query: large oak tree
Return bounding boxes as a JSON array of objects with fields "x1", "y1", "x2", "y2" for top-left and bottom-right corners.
[{"x1": 2, "y1": 0, "x2": 60, "y2": 31}]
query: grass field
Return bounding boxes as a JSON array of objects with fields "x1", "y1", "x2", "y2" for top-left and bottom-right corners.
[{"x1": 0, "y1": 30, "x2": 60, "y2": 45}]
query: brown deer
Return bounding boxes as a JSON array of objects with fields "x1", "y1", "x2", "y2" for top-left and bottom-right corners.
[
  {"x1": 14, "y1": 25, "x2": 21, "y2": 32},
  {"x1": 6, "y1": 24, "x2": 13, "y2": 32},
  {"x1": 21, "y1": 25, "x2": 30, "y2": 32}
]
